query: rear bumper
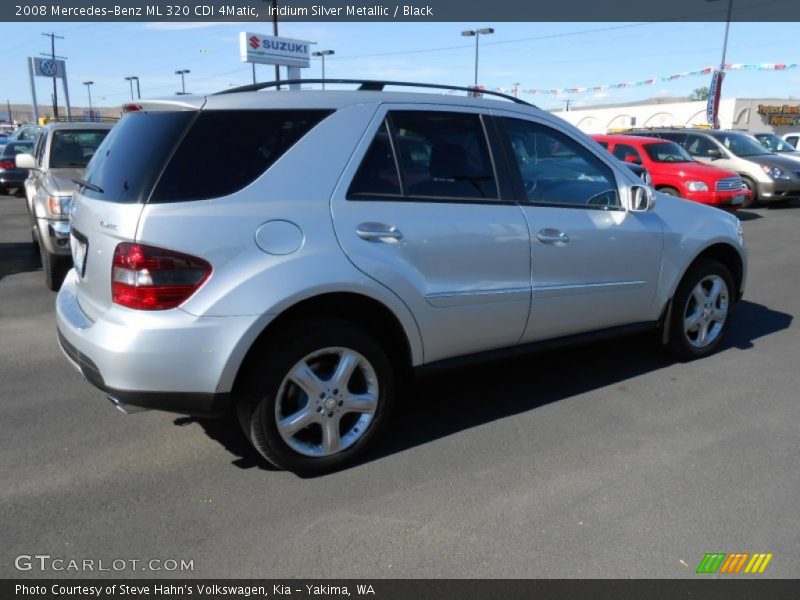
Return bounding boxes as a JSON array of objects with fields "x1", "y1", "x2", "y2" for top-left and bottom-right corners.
[
  {"x1": 0, "y1": 170, "x2": 27, "y2": 186},
  {"x1": 55, "y1": 270, "x2": 264, "y2": 417}
]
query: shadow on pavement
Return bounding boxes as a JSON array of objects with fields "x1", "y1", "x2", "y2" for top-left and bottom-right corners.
[
  {"x1": 0, "y1": 242, "x2": 40, "y2": 281},
  {"x1": 735, "y1": 210, "x2": 762, "y2": 221},
  {"x1": 184, "y1": 300, "x2": 792, "y2": 475}
]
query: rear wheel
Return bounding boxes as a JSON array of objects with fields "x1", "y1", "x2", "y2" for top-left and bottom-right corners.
[
  {"x1": 740, "y1": 176, "x2": 758, "y2": 208},
  {"x1": 40, "y1": 245, "x2": 71, "y2": 291},
  {"x1": 237, "y1": 319, "x2": 396, "y2": 475},
  {"x1": 666, "y1": 259, "x2": 735, "y2": 359}
]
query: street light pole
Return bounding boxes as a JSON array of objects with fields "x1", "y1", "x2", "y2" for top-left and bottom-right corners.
[
  {"x1": 124, "y1": 76, "x2": 134, "y2": 100},
  {"x1": 461, "y1": 28, "x2": 494, "y2": 91},
  {"x1": 175, "y1": 69, "x2": 190, "y2": 95},
  {"x1": 83, "y1": 81, "x2": 94, "y2": 117},
  {"x1": 312, "y1": 50, "x2": 334, "y2": 89},
  {"x1": 132, "y1": 76, "x2": 140, "y2": 99}
]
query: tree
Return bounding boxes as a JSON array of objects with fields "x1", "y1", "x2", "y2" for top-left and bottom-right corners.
[{"x1": 690, "y1": 87, "x2": 710, "y2": 101}]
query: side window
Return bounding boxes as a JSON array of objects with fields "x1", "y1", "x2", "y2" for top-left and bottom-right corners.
[
  {"x1": 685, "y1": 134, "x2": 717, "y2": 157},
  {"x1": 785, "y1": 136, "x2": 798, "y2": 148},
  {"x1": 612, "y1": 143, "x2": 643, "y2": 165},
  {"x1": 348, "y1": 121, "x2": 402, "y2": 197},
  {"x1": 595, "y1": 141, "x2": 609, "y2": 149},
  {"x1": 390, "y1": 111, "x2": 497, "y2": 200},
  {"x1": 501, "y1": 117, "x2": 620, "y2": 209}
]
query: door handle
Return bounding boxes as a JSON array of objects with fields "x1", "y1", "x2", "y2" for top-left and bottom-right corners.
[
  {"x1": 537, "y1": 229, "x2": 570, "y2": 245},
  {"x1": 356, "y1": 223, "x2": 403, "y2": 242}
]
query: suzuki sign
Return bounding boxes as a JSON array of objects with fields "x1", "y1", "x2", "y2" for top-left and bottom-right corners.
[{"x1": 240, "y1": 32, "x2": 311, "y2": 68}]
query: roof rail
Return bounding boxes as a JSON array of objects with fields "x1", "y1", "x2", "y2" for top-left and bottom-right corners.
[{"x1": 215, "y1": 79, "x2": 534, "y2": 106}]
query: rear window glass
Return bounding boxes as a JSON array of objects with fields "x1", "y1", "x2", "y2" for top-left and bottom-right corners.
[
  {"x1": 2, "y1": 141, "x2": 33, "y2": 156},
  {"x1": 82, "y1": 112, "x2": 194, "y2": 203},
  {"x1": 151, "y1": 109, "x2": 333, "y2": 203}
]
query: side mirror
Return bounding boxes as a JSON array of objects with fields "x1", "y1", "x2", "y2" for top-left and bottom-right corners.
[
  {"x1": 15, "y1": 153, "x2": 36, "y2": 169},
  {"x1": 630, "y1": 184, "x2": 655, "y2": 212},
  {"x1": 707, "y1": 148, "x2": 723, "y2": 160}
]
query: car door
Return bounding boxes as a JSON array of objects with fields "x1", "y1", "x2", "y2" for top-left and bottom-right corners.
[
  {"x1": 493, "y1": 112, "x2": 663, "y2": 343},
  {"x1": 331, "y1": 105, "x2": 531, "y2": 363}
]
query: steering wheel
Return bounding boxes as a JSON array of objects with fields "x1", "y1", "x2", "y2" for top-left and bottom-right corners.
[{"x1": 586, "y1": 190, "x2": 615, "y2": 207}]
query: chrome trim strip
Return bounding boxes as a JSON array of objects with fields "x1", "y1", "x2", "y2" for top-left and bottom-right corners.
[
  {"x1": 426, "y1": 287, "x2": 530, "y2": 307},
  {"x1": 532, "y1": 280, "x2": 646, "y2": 299}
]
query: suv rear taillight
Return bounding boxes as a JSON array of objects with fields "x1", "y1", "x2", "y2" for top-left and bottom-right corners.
[
  {"x1": 112, "y1": 243, "x2": 211, "y2": 310},
  {"x1": 0, "y1": 160, "x2": 15, "y2": 169}
]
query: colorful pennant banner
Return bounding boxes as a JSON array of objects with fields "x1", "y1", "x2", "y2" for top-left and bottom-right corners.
[{"x1": 493, "y1": 63, "x2": 799, "y2": 96}]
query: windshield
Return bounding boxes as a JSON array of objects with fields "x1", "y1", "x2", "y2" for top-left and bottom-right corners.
[
  {"x1": 711, "y1": 132, "x2": 770, "y2": 157},
  {"x1": 643, "y1": 141, "x2": 694, "y2": 163},
  {"x1": 49, "y1": 129, "x2": 110, "y2": 168},
  {"x1": 755, "y1": 133, "x2": 796, "y2": 153}
]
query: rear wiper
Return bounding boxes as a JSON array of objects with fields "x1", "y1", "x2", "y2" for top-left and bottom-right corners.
[{"x1": 72, "y1": 177, "x2": 104, "y2": 194}]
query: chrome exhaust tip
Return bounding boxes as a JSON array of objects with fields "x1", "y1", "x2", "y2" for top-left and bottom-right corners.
[{"x1": 107, "y1": 395, "x2": 151, "y2": 414}]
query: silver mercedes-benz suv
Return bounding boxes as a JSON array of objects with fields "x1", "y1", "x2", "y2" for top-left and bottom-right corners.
[{"x1": 56, "y1": 81, "x2": 747, "y2": 475}]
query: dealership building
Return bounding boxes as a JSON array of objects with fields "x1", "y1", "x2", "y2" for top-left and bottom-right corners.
[{"x1": 553, "y1": 97, "x2": 800, "y2": 136}]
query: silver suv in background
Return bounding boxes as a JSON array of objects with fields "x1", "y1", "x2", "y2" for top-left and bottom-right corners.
[
  {"x1": 16, "y1": 121, "x2": 113, "y2": 289},
  {"x1": 629, "y1": 128, "x2": 800, "y2": 207},
  {"x1": 56, "y1": 81, "x2": 746, "y2": 475}
]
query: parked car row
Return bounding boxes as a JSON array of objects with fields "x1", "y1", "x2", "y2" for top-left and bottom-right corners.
[{"x1": 598, "y1": 127, "x2": 800, "y2": 209}]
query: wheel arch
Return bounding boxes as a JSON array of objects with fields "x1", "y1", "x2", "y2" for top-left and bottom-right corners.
[
  {"x1": 230, "y1": 292, "x2": 418, "y2": 395},
  {"x1": 660, "y1": 241, "x2": 745, "y2": 341}
]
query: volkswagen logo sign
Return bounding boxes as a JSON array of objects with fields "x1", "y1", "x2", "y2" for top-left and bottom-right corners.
[{"x1": 40, "y1": 60, "x2": 58, "y2": 77}]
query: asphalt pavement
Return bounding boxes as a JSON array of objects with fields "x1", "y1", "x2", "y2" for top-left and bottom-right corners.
[{"x1": 1, "y1": 192, "x2": 798, "y2": 578}]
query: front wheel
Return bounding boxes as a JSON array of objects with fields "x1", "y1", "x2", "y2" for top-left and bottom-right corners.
[
  {"x1": 237, "y1": 319, "x2": 396, "y2": 475},
  {"x1": 666, "y1": 259, "x2": 735, "y2": 359}
]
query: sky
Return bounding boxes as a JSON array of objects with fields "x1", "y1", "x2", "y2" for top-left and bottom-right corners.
[{"x1": 0, "y1": 21, "x2": 799, "y2": 111}]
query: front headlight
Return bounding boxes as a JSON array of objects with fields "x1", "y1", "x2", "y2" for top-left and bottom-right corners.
[
  {"x1": 761, "y1": 164, "x2": 789, "y2": 179},
  {"x1": 46, "y1": 195, "x2": 72, "y2": 216},
  {"x1": 685, "y1": 181, "x2": 709, "y2": 192}
]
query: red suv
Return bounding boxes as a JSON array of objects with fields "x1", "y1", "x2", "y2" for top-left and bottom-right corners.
[{"x1": 592, "y1": 134, "x2": 749, "y2": 211}]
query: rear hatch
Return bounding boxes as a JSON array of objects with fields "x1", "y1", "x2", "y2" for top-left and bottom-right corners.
[{"x1": 70, "y1": 99, "x2": 202, "y2": 321}]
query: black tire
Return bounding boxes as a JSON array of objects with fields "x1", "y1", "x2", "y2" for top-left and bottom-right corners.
[
  {"x1": 237, "y1": 318, "x2": 396, "y2": 476},
  {"x1": 40, "y1": 245, "x2": 71, "y2": 291},
  {"x1": 666, "y1": 258, "x2": 736, "y2": 360},
  {"x1": 740, "y1": 176, "x2": 758, "y2": 208},
  {"x1": 658, "y1": 186, "x2": 681, "y2": 197},
  {"x1": 0, "y1": 185, "x2": 7, "y2": 195}
]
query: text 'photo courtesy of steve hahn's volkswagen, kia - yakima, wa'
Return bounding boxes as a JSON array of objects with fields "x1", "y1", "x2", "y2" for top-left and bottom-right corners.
[{"x1": 56, "y1": 81, "x2": 747, "y2": 475}]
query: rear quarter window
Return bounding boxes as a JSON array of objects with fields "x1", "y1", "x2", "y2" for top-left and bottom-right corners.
[{"x1": 151, "y1": 109, "x2": 333, "y2": 203}]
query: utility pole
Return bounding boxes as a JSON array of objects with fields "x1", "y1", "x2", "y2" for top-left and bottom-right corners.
[
  {"x1": 42, "y1": 32, "x2": 64, "y2": 119},
  {"x1": 271, "y1": 0, "x2": 280, "y2": 89},
  {"x1": 562, "y1": 99, "x2": 572, "y2": 111},
  {"x1": 6, "y1": 100, "x2": 11, "y2": 124}
]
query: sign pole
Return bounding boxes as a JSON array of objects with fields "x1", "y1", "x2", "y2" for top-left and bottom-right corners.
[
  {"x1": 28, "y1": 57, "x2": 40, "y2": 124},
  {"x1": 62, "y1": 62, "x2": 72, "y2": 120}
]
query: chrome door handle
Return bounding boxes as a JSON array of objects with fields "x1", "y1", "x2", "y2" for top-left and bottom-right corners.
[
  {"x1": 356, "y1": 223, "x2": 403, "y2": 242},
  {"x1": 537, "y1": 229, "x2": 570, "y2": 245}
]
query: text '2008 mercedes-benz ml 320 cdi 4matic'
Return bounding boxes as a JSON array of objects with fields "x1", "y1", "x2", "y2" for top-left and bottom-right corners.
[{"x1": 56, "y1": 81, "x2": 747, "y2": 475}]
